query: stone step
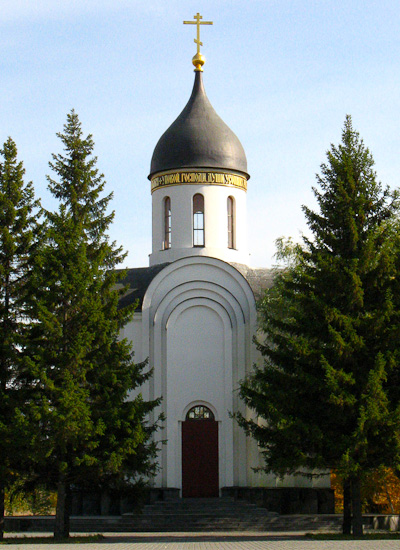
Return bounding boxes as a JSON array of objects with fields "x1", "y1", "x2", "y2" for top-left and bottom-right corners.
[
  {"x1": 139, "y1": 508, "x2": 277, "y2": 516},
  {"x1": 6, "y1": 512, "x2": 395, "y2": 533},
  {"x1": 139, "y1": 511, "x2": 274, "y2": 518},
  {"x1": 4, "y1": 497, "x2": 339, "y2": 534},
  {"x1": 122, "y1": 515, "x2": 279, "y2": 524},
  {"x1": 1, "y1": 513, "x2": 357, "y2": 533},
  {"x1": 70, "y1": 514, "x2": 343, "y2": 532},
  {"x1": 141, "y1": 505, "x2": 268, "y2": 514},
  {"x1": 142, "y1": 498, "x2": 263, "y2": 513}
]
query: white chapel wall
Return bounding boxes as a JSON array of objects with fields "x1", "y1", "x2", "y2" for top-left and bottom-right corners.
[
  {"x1": 121, "y1": 262, "x2": 331, "y2": 491},
  {"x1": 140, "y1": 257, "x2": 256, "y2": 491},
  {"x1": 166, "y1": 302, "x2": 232, "y2": 489},
  {"x1": 150, "y1": 183, "x2": 249, "y2": 266}
]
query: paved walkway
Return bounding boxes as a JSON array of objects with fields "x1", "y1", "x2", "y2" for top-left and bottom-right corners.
[{"x1": 3, "y1": 532, "x2": 400, "y2": 549}]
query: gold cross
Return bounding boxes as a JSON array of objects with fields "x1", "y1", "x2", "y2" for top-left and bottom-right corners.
[{"x1": 183, "y1": 12, "x2": 213, "y2": 55}]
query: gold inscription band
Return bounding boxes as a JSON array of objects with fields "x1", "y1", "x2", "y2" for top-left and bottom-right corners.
[{"x1": 151, "y1": 171, "x2": 247, "y2": 193}]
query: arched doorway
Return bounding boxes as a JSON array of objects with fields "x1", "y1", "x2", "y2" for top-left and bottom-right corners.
[{"x1": 181, "y1": 405, "x2": 219, "y2": 497}]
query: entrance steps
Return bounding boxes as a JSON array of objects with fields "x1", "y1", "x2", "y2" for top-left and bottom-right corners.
[
  {"x1": 73, "y1": 497, "x2": 342, "y2": 532},
  {"x1": 5, "y1": 498, "x2": 345, "y2": 533}
]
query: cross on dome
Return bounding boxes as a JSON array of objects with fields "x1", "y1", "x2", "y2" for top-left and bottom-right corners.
[{"x1": 183, "y1": 12, "x2": 213, "y2": 71}]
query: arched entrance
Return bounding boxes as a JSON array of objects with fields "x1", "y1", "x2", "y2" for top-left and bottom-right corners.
[{"x1": 181, "y1": 405, "x2": 219, "y2": 497}]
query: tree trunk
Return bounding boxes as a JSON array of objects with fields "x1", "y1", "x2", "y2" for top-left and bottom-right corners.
[
  {"x1": 342, "y1": 477, "x2": 352, "y2": 535},
  {"x1": 54, "y1": 479, "x2": 71, "y2": 540},
  {"x1": 351, "y1": 475, "x2": 363, "y2": 536},
  {"x1": 0, "y1": 481, "x2": 4, "y2": 541}
]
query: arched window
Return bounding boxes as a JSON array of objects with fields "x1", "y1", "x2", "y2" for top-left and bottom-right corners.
[
  {"x1": 186, "y1": 405, "x2": 215, "y2": 421},
  {"x1": 193, "y1": 194, "x2": 204, "y2": 247},
  {"x1": 227, "y1": 196, "x2": 235, "y2": 249},
  {"x1": 163, "y1": 197, "x2": 171, "y2": 249}
]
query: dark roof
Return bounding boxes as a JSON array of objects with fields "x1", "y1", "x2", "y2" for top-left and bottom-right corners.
[
  {"x1": 117, "y1": 264, "x2": 170, "y2": 310},
  {"x1": 149, "y1": 71, "x2": 249, "y2": 179},
  {"x1": 119, "y1": 262, "x2": 274, "y2": 311},
  {"x1": 230, "y1": 264, "x2": 276, "y2": 302}
]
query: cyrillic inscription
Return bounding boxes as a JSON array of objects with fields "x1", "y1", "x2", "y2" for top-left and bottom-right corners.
[{"x1": 151, "y1": 171, "x2": 247, "y2": 192}]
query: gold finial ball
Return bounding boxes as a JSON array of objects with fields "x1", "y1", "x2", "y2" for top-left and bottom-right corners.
[{"x1": 192, "y1": 52, "x2": 206, "y2": 71}]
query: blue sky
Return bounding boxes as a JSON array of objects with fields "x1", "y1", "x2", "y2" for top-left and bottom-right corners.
[{"x1": 2, "y1": 0, "x2": 400, "y2": 267}]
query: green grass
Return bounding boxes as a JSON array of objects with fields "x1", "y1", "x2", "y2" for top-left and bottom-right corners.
[
  {"x1": 306, "y1": 532, "x2": 400, "y2": 540},
  {"x1": 1, "y1": 535, "x2": 104, "y2": 544}
]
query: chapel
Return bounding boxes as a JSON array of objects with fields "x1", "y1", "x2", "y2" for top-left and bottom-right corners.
[{"x1": 120, "y1": 15, "x2": 331, "y2": 507}]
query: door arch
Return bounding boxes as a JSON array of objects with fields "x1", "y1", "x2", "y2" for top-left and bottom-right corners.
[{"x1": 181, "y1": 405, "x2": 219, "y2": 497}]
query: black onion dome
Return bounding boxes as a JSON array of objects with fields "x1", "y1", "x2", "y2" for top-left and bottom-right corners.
[{"x1": 149, "y1": 71, "x2": 249, "y2": 179}]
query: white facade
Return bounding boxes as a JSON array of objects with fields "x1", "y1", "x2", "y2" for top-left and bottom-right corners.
[
  {"x1": 144, "y1": 257, "x2": 255, "y2": 489},
  {"x1": 150, "y1": 176, "x2": 249, "y2": 267},
  {"x1": 122, "y1": 255, "x2": 330, "y2": 493},
  {"x1": 121, "y1": 64, "x2": 331, "y2": 497}
]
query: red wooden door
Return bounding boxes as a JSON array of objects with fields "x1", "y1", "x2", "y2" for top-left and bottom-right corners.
[{"x1": 181, "y1": 417, "x2": 219, "y2": 497}]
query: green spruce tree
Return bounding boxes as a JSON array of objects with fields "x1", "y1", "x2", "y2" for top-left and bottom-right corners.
[
  {"x1": 27, "y1": 111, "x2": 161, "y2": 539},
  {"x1": 237, "y1": 116, "x2": 400, "y2": 536},
  {"x1": 0, "y1": 138, "x2": 41, "y2": 540}
]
